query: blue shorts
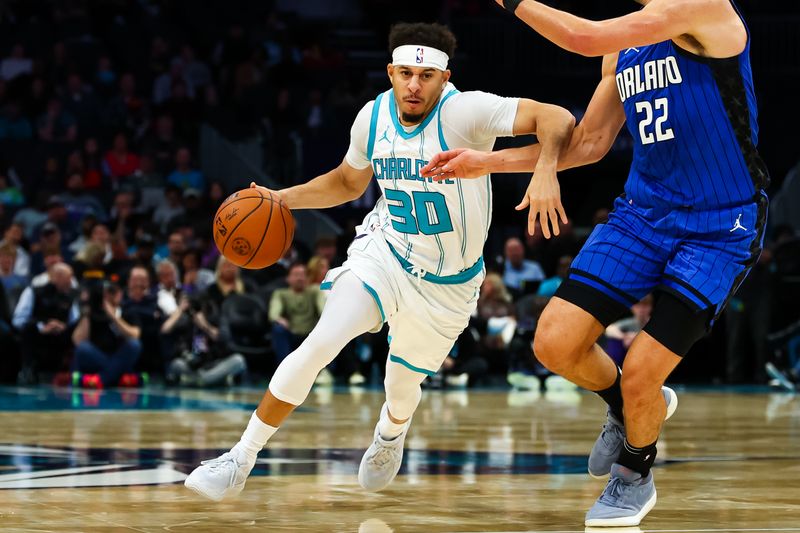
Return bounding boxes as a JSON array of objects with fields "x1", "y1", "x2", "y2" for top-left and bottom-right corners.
[{"x1": 557, "y1": 194, "x2": 768, "y2": 326}]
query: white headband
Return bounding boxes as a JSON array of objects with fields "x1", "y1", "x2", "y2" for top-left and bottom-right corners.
[{"x1": 392, "y1": 45, "x2": 449, "y2": 71}]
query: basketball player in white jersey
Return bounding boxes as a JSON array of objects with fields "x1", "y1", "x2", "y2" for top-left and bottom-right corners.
[{"x1": 184, "y1": 22, "x2": 574, "y2": 501}]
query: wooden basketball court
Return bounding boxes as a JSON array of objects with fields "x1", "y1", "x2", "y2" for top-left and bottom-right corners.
[{"x1": 0, "y1": 385, "x2": 797, "y2": 532}]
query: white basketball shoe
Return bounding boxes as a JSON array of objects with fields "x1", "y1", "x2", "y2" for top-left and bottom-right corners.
[
  {"x1": 358, "y1": 403, "x2": 411, "y2": 491},
  {"x1": 184, "y1": 451, "x2": 254, "y2": 501}
]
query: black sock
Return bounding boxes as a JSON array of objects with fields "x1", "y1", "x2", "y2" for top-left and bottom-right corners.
[
  {"x1": 617, "y1": 439, "x2": 657, "y2": 477},
  {"x1": 595, "y1": 367, "x2": 624, "y2": 421}
]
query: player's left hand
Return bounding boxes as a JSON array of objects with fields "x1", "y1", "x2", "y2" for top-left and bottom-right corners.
[{"x1": 516, "y1": 168, "x2": 568, "y2": 238}]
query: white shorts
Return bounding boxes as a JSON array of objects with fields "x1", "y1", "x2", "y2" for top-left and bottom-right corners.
[{"x1": 321, "y1": 227, "x2": 483, "y2": 376}]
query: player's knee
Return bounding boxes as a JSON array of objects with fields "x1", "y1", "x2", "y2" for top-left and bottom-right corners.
[
  {"x1": 620, "y1": 362, "x2": 661, "y2": 404},
  {"x1": 533, "y1": 320, "x2": 581, "y2": 373}
]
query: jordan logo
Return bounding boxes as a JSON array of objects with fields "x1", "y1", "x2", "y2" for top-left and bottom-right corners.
[
  {"x1": 730, "y1": 214, "x2": 747, "y2": 233},
  {"x1": 378, "y1": 126, "x2": 391, "y2": 144}
]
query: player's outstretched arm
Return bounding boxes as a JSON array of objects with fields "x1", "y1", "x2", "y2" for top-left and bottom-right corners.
[
  {"x1": 421, "y1": 54, "x2": 625, "y2": 180},
  {"x1": 250, "y1": 160, "x2": 373, "y2": 210},
  {"x1": 496, "y1": 0, "x2": 701, "y2": 57}
]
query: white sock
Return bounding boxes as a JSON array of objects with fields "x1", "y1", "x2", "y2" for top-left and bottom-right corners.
[
  {"x1": 232, "y1": 411, "x2": 278, "y2": 465},
  {"x1": 377, "y1": 407, "x2": 406, "y2": 440}
]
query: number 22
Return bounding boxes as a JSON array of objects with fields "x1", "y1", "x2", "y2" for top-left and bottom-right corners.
[{"x1": 636, "y1": 98, "x2": 675, "y2": 145}]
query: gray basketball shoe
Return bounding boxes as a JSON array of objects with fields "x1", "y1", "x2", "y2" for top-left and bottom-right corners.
[
  {"x1": 588, "y1": 386, "x2": 678, "y2": 478},
  {"x1": 585, "y1": 463, "x2": 657, "y2": 526}
]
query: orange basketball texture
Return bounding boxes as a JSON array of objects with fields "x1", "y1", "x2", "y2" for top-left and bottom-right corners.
[{"x1": 212, "y1": 188, "x2": 294, "y2": 269}]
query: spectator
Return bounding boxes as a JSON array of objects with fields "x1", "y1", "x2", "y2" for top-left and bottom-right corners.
[
  {"x1": 604, "y1": 294, "x2": 654, "y2": 366},
  {"x1": 12, "y1": 262, "x2": 78, "y2": 384},
  {"x1": 41, "y1": 195, "x2": 77, "y2": 247},
  {"x1": 0, "y1": 222, "x2": 30, "y2": 277},
  {"x1": 174, "y1": 256, "x2": 247, "y2": 382},
  {"x1": 153, "y1": 59, "x2": 194, "y2": 105},
  {"x1": 81, "y1": 137, "x2": 105, "y2": 191},
  {"x1": 0, "y1": 173, "x2": 24, "y2": 207},
  {"x1": 166, "y1": 147, "x2": 204, "y2": 191},
  {"x1": 269, "y1": 262, "x2": 325, "y2": 362},
  {"x1": 503, "y1": 237, "x2": 545, "y2": 295},
  {"x1": 107, "y1": 236, "x2": 134, "y2": 281},
  {"x1": 0, "y1": 102, "x2": 33, "y2": 140},
  {"x1": 29, "y1": 221, "x2": 68, "y2": 276},
  {"x1": 476, "y1": 272, "x2": 517, "y2": 374},
  {"x1": 156, "y1": 230, "x2": 187, "y2": 270},
  {"x1": 1, "y1": 44, "x2": 33, "y2": 81},
  {"x1": 61, "y1": 73, "x2": 101, "y2": 136},
  {"x1": 37, "y1": 98, "x2": 77, "y2": 143},
  {"x1": 31, "y1": 249, "x2": 74, "y2": 288},
  {"x1": 153, "y1": 184, "x2": 185, "y2": 236},
  {"x1": 95, "y1": 55, "x2": 117, "y2": 97},
  {"x1": 121, "y1": 266, "x2": 163, "y2": 373},
  {"x1": 131, "y1": 154, "x2": 165, "y2": 212},
  {"x1": 179, "y1": 45, "x2": 212, "y2": 93},
  {"x1": 68, "y1": 214, "x2": 98, "y2": 258},
  {"x1": 307, "y1": 256, "x2": 330, "y2": 285},
  {"x1": 106, "y1": 73, "x2": 150, "y2": 142},
  {"x1": 537, "y1": 255, "x2": 573, "y2": 298},
  {"x1": 181, "y1": 248, "x2": 215, "y2": 295},
  {"x1": 73, "y1": 241, "x2": 108, "y2": 283},
  {"x1": 156, "y1": 259, "x2": 182, "y2": 315},
  {"x1": 103, "y1": 132, "x2": 141, "y2": 184},
  {"x1": 71, "y1": 280, "x2": 141, "y2": 388},
  {"x1": 0, "y1": 281, "x2": 17, "y2": 383},
  {"x1": 0, "y1": 242, "x2": 28, "y2": 309},
  {"x1": 144, "y1": 114, "x2": 179, "y2": 175},
  {"x1": 313, "y1": 236, "x2": 342, "y2": 268},
  {"x1": 61, "y1": 173, "x2": 108, "y2": 222}
]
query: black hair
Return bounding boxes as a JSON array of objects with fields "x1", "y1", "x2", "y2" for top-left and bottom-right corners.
[{"x1": 388, "y1": 22, "x2": 457, "y2": 59}]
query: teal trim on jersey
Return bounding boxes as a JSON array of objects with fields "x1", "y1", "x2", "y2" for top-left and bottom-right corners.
[
  {"x1": 387, "y1": 241, "x2": 484, "y2": 285},
  {"x1": 389, "y1": 91, "x2": 444, "y2": 140},
  {"x1": 366, "y1": 92, "x2": 385, "y2": 161},
  {"x1": 389, "y1": 355, "x2": 436, "y2": 377},
  {"x1": 361, "y1": 281, "x2": 386, "y2": 323},
  {"x1": 436, "y1": 89, "x2": 459, "y2": 151},
  {"x1": 420, "y1": 129, "x2": 445, "y2": 276},
  {"x1": 457, "y1": 179, "x2": 467, "y2": 258},
  {"x1": 485, "y1": 176, "x2": 492, "y2": 239},
  {"x1": 319, "y1": 281, "x2": 333, "y2": 291},
  {"x1": 387, "y1": 335, "x2": 393, "y2": 344}
]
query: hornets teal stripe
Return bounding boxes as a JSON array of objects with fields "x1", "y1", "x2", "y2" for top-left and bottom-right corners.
[
  {"x1": 389, "y1": 355, "x2": 436, "y2": 376},
  {"x1": 387, "y1": 241, "x2": 484, "y2": 285},
  {"x1": 420, "y1": 129, "x2": 445, "y2": 277},
  {"x1": 361, "y1": 281, "x2": 386, "y2": 323},
  {"x1": 367, "y1": 92, "x2": 385, "y2": 161},
  {"x1": 457, "y1": 179, "x2": 466, "y2": 258},
  {"x1": 485, "y1": 176, "x2": 492, "y2": 239},
  {"x1": 436, "y1": 89, "x2": 459, "y2": 151},
  {"x1": 319, "y1": 281, "x2": 333, "y2": 290}
]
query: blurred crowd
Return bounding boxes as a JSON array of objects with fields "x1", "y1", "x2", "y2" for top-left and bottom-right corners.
[{"x1": 0, "y1": 1, "x2": 798, "y2": 391}]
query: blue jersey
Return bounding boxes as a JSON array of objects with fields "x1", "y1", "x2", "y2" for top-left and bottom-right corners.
[{"x1": 615, "y1": 2, "x2": 769, "y2": 210}]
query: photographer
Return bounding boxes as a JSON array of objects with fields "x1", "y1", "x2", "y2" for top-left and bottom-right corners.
[{"x1": 71, "y1": 279, "x2": 141, "y2": 388}]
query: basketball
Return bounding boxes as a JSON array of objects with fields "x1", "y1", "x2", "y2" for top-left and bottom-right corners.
[{"x1": 212, "y1": 187, "x2": 294, "y2": 269}]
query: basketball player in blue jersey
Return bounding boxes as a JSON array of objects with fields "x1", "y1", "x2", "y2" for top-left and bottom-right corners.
[
  {"x1": 422, "y1": 0, "x2": 769, "y2": 526},
  {"x1": 184, "y1": 22, "x2": 575, "y2": 502}
]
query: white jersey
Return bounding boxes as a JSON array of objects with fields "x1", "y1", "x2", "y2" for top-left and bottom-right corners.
[{"x1": 346, "y1": 83, "x2": 519, "y2": 279}]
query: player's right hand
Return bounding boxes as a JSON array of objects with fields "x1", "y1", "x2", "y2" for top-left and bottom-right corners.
[
  {"x1": 421, "y1": 148, "x2": 489, "y2": 180},
  {"x1": 250, "y1": 182, "x2": 290, "y2": 208},
  {"x1": 516, "y1": 171, "x2": 568, "y2": 239}
]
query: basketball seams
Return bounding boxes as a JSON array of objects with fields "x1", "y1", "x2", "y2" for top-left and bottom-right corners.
[
  {"x1": 220, "y1": 196, "x2": 264, "y2": 256},
  {"x1": 243, "y1": 191, "x2": 275, "y2": 267}
]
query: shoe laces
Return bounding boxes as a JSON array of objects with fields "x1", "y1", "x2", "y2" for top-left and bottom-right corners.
[
  {"x1": 201, "y1": 452, "x2": 241, "y2": 484},
  {"x1": 599, "y1": 475, "x2": 634, "y2": 506},
  {"x1": 599, "y1": 419, "x2": 625, "y2": 447},
  {"x1": 368, "y1": 438, "x2": 402, "y2": 468}
]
